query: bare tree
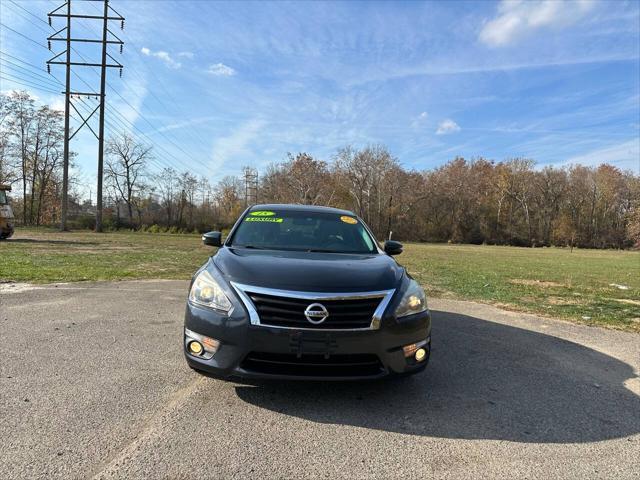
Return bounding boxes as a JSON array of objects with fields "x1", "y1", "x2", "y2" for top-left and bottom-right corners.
[
  {"x1": 155, "y1": 167, "x2": 178, "y2": 226},
  {"x1": 6, "y1": 91, "x2": 36, "y2": 224},
  {"x1": 33, "y1": 107, "x2": 64, "y2": 226},
  {"x1": 0, "y1": 95, "x2": 14, "y2": 185},
  {"x1": 105, "y1": 132, "x2": 152, "y2": 225},
  {"x1": 177, "y1": 171, "x2": 198, "y2": 228},
  {"x1": 333, "y1": 144, "x2": 397, "y2": 232}
]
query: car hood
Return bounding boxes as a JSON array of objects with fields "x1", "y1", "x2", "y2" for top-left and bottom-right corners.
[{"x1": 213, "y1": 247, "x2": 403, "y2": 292}]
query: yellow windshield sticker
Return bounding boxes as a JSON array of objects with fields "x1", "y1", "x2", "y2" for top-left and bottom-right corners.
[
  {"x1": 250, "y1": 210, "x2": 275, "y2": 216},
  {"x1": 245, "y1": 217, "x2": 283, "y2": 223},
  {"x1": 340, "y1": 216, "x2": 357, "y2": 224}
]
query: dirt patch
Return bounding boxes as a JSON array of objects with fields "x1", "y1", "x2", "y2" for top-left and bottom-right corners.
[
  {"x1": 612, "y1": 298, "x2": 640, "y2": 306},
  {"x1": 509, "y1": 279, "x2": 567, "y2": 288},
  {"x1": 44, "y1": 246, "x2": 139, "y2": 254},
  {"x1": 0, "y1": 282, "x2": 40, "y2": 294},
  {"x1": 546, "y1": 296, "x2": 582, "y2": 305}
]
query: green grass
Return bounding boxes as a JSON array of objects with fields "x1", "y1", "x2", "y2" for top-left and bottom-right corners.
[
  {"x1": 400, "y1": 243, "x2": 639, "y2": 332},
  {"x1": 0, "y1": 228, "x2": 212, "y2": 283},
  {"x1": 1, "y1": 228, "x2": 639, "y2": 331}
]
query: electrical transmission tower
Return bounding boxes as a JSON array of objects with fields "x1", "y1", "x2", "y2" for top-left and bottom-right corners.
[
  {"x1": 243, "y1": 167, "x2": 259, "y2": 207},
  {"x1": 47, "y1": 0, "x2": 124, "y2": 232}
]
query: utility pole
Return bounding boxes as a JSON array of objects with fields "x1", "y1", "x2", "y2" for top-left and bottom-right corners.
[
  {"x1": 96, "y1": 0, "x2": 109, "y2": 232},
  {"x1": 60, "y1": 0, "x2": 71, "y2": 231},
  {"x1": 243, "y1": 167, "x2": 258, "y2": 207},
  {"x1": 47, "y1": 0, "x2": 124, "y2": 232}
]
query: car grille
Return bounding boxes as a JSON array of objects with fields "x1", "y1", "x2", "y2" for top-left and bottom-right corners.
[
  {"x1": 241, "y1": 352, "x2": 384, "y2": 377},
  {"x1": 246, "y1": 291, "x2": 383, "y2": 329}
]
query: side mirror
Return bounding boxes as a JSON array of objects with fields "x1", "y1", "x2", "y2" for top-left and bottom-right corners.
[
  {"x1": 202, "y1": 231, "x2": 222, "y2": 247},
  {"x1": 383, "y1": 240, "x2": 403, "y2": 256}
]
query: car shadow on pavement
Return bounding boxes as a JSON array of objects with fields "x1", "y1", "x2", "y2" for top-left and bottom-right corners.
[{"x1": 235, "y1": 310, "x2": 640, "y2": 444}]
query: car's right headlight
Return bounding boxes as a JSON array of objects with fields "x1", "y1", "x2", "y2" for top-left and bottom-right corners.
[
  {"x1": 394, "y1": 279, "x2": 428, "y2": 318},
  {"x1": 189, "y1": 269, "x2": 233, "y2": 313}
]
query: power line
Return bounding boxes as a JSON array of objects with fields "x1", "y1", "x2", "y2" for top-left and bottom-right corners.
[
  {"x1": 0, "y1": 57, "x2": 63, "y2": 82},
  {"x1": 75, "y1": 97, "x2": 186, "y2": 174},
  {"x1": 61, "y1": 39, "x2": 208, "y2": 173},
  {"x1": 4, "y1": 2, "x2": 212, "y2": 178},
  {"x1": 5, "y1": 1, "x2": 51, "y2": 35},
  {"x1": 64, "y1": 7, "x2": 211, "y2": 165},
  {"x1": 1, "y1": 7, "x2": 197, "y2": 196},
  {"x1": 0, "y1": 75, "x2": 60, "y2": 95},
  {"x1": 47, "y1": 0, "x2": 125, "y2": 232},
  {"x1": 0, "y1": 22, "x2": 50, "y2": 50},
  {"x1": 64, "y1": 63, "x2": 197, "y2": 172},
  {"x1": 0, "y1": 50, "x2": 56, "y2": 75},
  {"x1": 7, "y1": 0, "x2": 50, "y2": 27},
  {"x1": 9, "y1": 0, "x2": 212, "y2": 172},
  {"x1": 81, "y1": 0, "x2": 214, "y2": 157},
  {"x1": 0, "y1": 70, "x2": 62, "y2": 92}
]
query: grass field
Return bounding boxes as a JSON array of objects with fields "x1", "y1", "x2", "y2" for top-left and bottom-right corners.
[{"x1": 1, "y1": 228, "x2": 638, "y2": 331}]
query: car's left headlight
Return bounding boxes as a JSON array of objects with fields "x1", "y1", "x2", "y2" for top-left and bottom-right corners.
[
  {"x1": 395, "y1": 279, "x2": 428, "y2": 318},
  {"x1": 189, "y1": 269, "x2": 233, "y2": 313}
]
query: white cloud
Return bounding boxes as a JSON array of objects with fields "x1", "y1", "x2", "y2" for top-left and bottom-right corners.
[
  {"x1": 207, "y1": 63, "x2": 236, "y2": 76},
  {"x1": 411, "y1": 111, "x2": 428, "y2": 129},
  {"x1": 479, "y1": 0, "x2": 596, "y2": 47},
  {"x1": 50, "y1": 97, "x2": 65, "y2": 112},
  {"x1": 210, "y1": 119, "x2": 265, "y2": 172},
  {"x1": 140, "y1": 47, "x2": 181, "y2": 69},
  {"x1": 111, "y1": 73, "x2": 148, "y2": 127},
  {"x1": 177, "y1": 52, "x2": 195, "y2": 59},
  {"x1": 436, "y1": 119, "x2": 461, "y2": 135},
  {"x1": 564, "y1": 139, "x2": 640, "y2": 172}
]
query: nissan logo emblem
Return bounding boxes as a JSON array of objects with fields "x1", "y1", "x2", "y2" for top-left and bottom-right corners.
[{"x1": 304, "y1": 303, "x2": 329, "y2": 324}]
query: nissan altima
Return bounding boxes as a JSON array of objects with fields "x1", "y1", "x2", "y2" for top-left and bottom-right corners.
[{"x1": 184, "y1": 204, "x2": 431, "y2": 380}]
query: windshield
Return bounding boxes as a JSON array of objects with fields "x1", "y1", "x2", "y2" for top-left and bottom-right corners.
[
  {"x1": 0, "y1": 191, "x2": 7, "y2": 205},
  {"x1": 229, "y1": 209, "x2": 378, "y2": 254}
]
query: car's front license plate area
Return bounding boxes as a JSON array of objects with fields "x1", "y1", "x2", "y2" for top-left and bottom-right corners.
[{"x1": 289, "y1": 332, "x2": 337, "y2": 359}]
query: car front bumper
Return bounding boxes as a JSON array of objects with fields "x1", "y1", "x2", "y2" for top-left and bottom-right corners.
[{"x1": 184, "y1": 301, "x2": 431, "y2": 381}]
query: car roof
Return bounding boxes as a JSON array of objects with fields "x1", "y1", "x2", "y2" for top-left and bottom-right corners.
[{"x1": 249, "y1": 204, "x2": 355, "y2": 216}]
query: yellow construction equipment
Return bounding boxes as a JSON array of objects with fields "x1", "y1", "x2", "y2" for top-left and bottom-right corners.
[{"x1": 0, "y1": 184, "x2": 15, "y2": 240}]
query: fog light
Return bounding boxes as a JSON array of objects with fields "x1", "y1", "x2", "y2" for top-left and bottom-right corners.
[
  {"x1": 403, "y1": 343, "x2": 417, "y2": 357},
  {"x1": 185, "y1": 328, "x2": 220, "y2": 360},
  {"x1": 188, "y1": 340, "x2": 203, "y2": 355},
  {"x1": 202, "y1": 336, "x2": 220, "y2": 350},
  {"x1": 402, "y1": 339, "x2": 429, "y2": 359}
]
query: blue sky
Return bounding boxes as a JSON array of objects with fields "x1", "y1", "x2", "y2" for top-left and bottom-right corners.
[{"x1": 1, "y1": 0, "x2": 639, "y2": 196}]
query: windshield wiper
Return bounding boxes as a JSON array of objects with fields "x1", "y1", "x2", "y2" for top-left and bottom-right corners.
[
  {"x1": 306, "y1": 249, "x2": 347, "y2": 253},
  {"x1": 233, "y1": 244, "x2": 267, "y2": 250}
]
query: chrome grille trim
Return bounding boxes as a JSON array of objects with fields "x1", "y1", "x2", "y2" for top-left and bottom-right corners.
[{"x1": 230, "y1": 282, "x2": 396, "y2": 331}]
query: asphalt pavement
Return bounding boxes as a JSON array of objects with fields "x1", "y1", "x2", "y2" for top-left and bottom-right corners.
[{"x1": 1, "y1": 280, "x2": 639, "y2": 479}]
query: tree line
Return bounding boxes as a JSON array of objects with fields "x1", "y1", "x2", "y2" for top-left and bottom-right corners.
[
  {"x1": 260, "y1": 149, "x2": 639, "y2": 249},
  {"x1": 0, "y1": 92, "x2": 69, "y2": 226},
  {"x1": 1, "y1": 91, "x2": 638, "y2": 248}
]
